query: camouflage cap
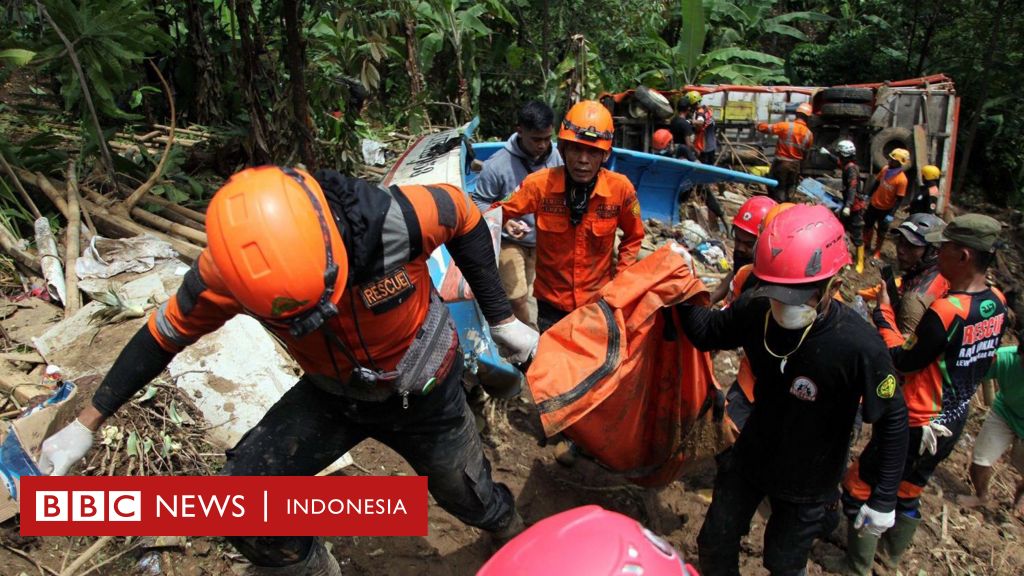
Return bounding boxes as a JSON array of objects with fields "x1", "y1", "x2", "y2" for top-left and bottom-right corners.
[{"x1": 924, "y1": 213, "x2": 1002, "y2": 252}]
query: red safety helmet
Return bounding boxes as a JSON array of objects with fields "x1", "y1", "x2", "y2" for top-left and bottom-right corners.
[
  {"x1": 752, "y1": 204, "x2": 850, "y2": 304},
  {"x1": 652, "y1": 128, "x2": 674, "y2": 152},
  {"x1": 477, "y1": 506, "x2": 697, "y2": 576},
  {"x1": 559, "y1": 101, "x2": 615, "y2": 151},
  {"x1": 206, "y1": 166, "x2": 347, "y2": 337},
  {"x1": 732, "y1": 195, "x2": 777, "y2": 237}
]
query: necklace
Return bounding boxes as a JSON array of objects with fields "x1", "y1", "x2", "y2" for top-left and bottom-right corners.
[{"x1": 762, "y1": 310, "x2": 815, "y2": 373}]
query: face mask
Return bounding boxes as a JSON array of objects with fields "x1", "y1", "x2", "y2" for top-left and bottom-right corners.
[{"x1": 770, "y1": 299, "x2": 817, "y2": 329}]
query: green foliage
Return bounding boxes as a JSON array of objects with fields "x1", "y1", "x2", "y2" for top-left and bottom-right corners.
[{"x1": 35, "y1": 0, "x2": 171, "y2": 120}]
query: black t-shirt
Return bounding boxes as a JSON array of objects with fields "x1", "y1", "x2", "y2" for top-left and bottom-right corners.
[
  {"x1": 669, "y1": 116, "x2": 693, "y2": 145},
  {"x1": 678, "y1": 295, "x2": 908, "y2": 508}
]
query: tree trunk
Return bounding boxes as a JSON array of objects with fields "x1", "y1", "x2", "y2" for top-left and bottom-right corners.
[
  {"x1": 234, "y1": 0, "x2": 272, "y2": 164},
  {"x1": 281, "y1": 0, "x2": 317, "y2": 170},
  {"x1": 953, "y1": 0, "x2": 1007, "y2": 197},
  {"x1": 914, "y1": 19, "x2": 938, "y2": 77},
  {"x1": 184, "y1": 0, "x2": 222, "y2": 124}
]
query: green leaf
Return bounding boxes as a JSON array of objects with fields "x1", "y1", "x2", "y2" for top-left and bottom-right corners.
[
  {"x1": 762, "y1": 23, "x2": 808, "y2": 42},
  {"x1": 162, "y1": 433, "x2": 173, "y2": 457},
  {"x1": 142, "y1": 437, "x2": 154, "y2": 455},
  {"x1": 679, "y1": 0, "x2": 707, "y2": 73},
  {"x1": 135, "y1": 385, "x2": 158, "y2": 403},
  {"x1": 169, "y1": 402, "x2": 184, "y2": 426},
  {"x1": 127, "y1": 431, "x2": 139, "y2": 457},
  {"x1": 768, "y1": 11, "x2": 834, "y2": 25},
  {"x1": 0, "y1": 49, "x2": 36, "y2": 66}
]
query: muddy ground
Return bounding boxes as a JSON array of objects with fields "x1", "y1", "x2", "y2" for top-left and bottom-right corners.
[{"x1": 2, "y1": 203, "x2": 1024, "y2": 576}]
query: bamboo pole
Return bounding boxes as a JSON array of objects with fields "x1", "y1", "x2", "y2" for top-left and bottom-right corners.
[
  {"x1": 13, "y1": 167, "x2": 68, "y2": 218},
  {"x1": 0, "y1": 224, "x2": 41, "y2": 275},
  {"x1": 78, "y1": 198, "x2": 202, "y2": 262},
  {"x1": 142, "y1": 193, "x2": 206, "y2": 224},
  {"x1": 64, "y1": 160, "x2": 82, "y2": 313},
  {"x1": 130, "y1": 208, "x2": 207, "y2": 245}
]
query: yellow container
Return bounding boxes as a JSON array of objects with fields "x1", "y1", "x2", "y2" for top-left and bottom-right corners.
[{"x1": 749, "y1": 165, "x2": 771, "y2": 177}]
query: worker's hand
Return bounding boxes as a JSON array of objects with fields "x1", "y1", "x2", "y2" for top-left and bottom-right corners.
[
  {"x1": 37, "y1": 419, "x2": 94, "y2": 475},
  {"x1": 842, "y1": 206, "x2": 851, "y2": 217},
  {"x1": 670, "y1": 242, "x2": 693, "y2": 270},
  {"x1": 819, "y1": 147, "x2": 830, "y2": 156},
  {"x1": 490, "y1": 317, "x2": 539, "y2": 364},
  {"x1": 853, "y1": 504, "x2": 895, "y2": 537},
  {"x1": 919, "y1": 422, "x2": 953, "y2": 456},
  {"x1": 876, "y1": 281, "x2": 891, "y2": 308},
  {"x1": 504, "y1": 219, "x2": 531, "y2": 240}
]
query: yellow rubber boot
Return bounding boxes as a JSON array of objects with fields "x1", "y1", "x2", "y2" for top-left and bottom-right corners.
[{"x1": 855, "y1": 246, "x2": 865, "y2": 273}]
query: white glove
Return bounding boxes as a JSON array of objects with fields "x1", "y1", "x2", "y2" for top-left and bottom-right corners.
[
  {"x1": 819, "y1": 147, "x2": 830, "y2": 155},
  {"x1": 38, "y1": 419, "x2": 94, "y2": 475},
  {"x1": 853, "y1": 504, "x2": 895, "y2": 537},
  {"x1": 842, "y1": 206, "x2": 851, "y2": 217},
  {"x1": 490, "y1": 318, "x2": 539, "y2": 364},
  {"x1": 918, "y1": 422, "x2": 953, "y2": 456},
  {"x1": 670, "y1": 242, "x2": 693, "y2": 269}
]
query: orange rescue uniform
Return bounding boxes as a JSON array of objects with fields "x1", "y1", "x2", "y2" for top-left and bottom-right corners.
[
  {"x1": 149, "y1": 183, "x2": 480, "y2": 377},
  {"x1": 756, "y1": 118, "x2": 814, "y2": 161},
  {"x1": 501, "y1": 167, "x2": 645, "y2": 312},
  {"x1": 870, "y1": 168, "x2": 908, "y2": 211}
]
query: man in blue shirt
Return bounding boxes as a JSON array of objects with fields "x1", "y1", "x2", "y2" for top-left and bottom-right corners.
[{"x1": 471, "y1": 101, "x2": 563, "y2": 329}]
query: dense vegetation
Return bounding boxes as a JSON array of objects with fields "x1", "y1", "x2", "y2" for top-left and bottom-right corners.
[{"x1": 1, "y1": 0, "x2": 1021, "y2": 210}]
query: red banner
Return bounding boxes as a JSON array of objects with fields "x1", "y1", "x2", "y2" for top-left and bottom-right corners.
[{"x1": 20, "y1": 476, "x2": 428, "y2": 536}]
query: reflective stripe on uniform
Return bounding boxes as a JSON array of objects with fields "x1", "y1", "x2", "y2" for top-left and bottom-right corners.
[
  {"x1": 381, "y1": 194, "x2": 411, "y2": 272},
  {"x1": 154, "y1": 302, "x2": 197, "y2": 348}
]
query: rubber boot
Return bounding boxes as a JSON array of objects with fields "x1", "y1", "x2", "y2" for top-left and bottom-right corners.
[
  {"x1": 855, "y1": 246, "x2": 865, "y2": 274},
  {"x1": 248, "y1": 539, "x2": 342, "y2": 576},
  {"x1": 818, "y1": 520, "x2": 878, "y2": 576},
  {"x1": 877, "y1": 512, "x2": 921, "y2": 570}
]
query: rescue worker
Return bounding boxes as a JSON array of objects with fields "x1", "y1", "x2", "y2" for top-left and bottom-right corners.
[
  {"x1": 956, "y1": 313, "x2": 1024, "y2": 518},
  {"x1": 863, "y1": 148, "x2": 910, "y2": 260},
  {"x1": 651, "y1": 128, "x2": 680, "y2": 158},
  {"x1": 38, "y1": 167, "x2": 539, "y2": 575},
  {"x1": 840, "y1": 213, "x2": 1007, "y2": 575},
  {"x1": 757, "y1": 103, "x2": 814, "y2": 203},
  {"x1": 709, "y1": 195, "x2": 777, "y2": 432},
  {"x1": 501, "y1": 100, "x2": 645, "y2": 333},
  {"x1": 909, "y1": 164, "x2": 941, "y2": 215},
  {"x1": 885, "y1": 214, "x2": 949, "y2": 334},
  {"x1": 478, "y1": 505, "x2": 698, "y2": 575},
  {"x1": 679, "y1": 90, "x2": 718, "y2": 165},
  {"x1": 471, "y1": 101, "x2": 563, "y2": 329},
  {"x1": 676, "y1": 204, "x2": 909, "y2": 575},
  {"x1": 668, "y1": 97, "x2": 698, "y2": 161},
  {"x1": 820, "y1": 140, "x2": 867, "y2": 271}
]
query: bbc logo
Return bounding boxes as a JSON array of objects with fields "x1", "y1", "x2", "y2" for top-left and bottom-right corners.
[{"x1": 36, "y1": 491, "x2": 141, "y2": 522}]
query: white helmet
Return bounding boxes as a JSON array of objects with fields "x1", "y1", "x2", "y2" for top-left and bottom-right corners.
[{"x1": 836, "y1": 140, "x2": 856, "y2": 157}]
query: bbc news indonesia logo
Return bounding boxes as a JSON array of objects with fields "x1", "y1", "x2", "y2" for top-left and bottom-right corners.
[{"x1": 20, "y1": 476, "x2": 427, "y2": 536}]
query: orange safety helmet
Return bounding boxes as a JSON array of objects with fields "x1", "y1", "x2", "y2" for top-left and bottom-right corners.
[
  {"x1": 796, "y1": 102, "x2": 813, "y2": 117},
  {"x1": 760, "y1": 202, "x2": 796, "y2": 234},
  {"x1": 206, "y1": 166, "x2": 348, "y2": 337},
  {"x1": 559, "y1": 100, "x2": 614, "y2": 151},
  {"x1": 652, "y1": 128, "x2": 674, "y2": 152}
]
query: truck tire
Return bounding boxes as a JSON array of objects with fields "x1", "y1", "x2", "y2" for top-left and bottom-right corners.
[
  {"x1": 819, "y1": 87, "x2": 874, "y2": 104},
  {"x1": 871, "y1": 127, "x2": 914, "y2": 170},
  {"x1": 635, "y1": 85, "x2": 673, "y2": 119},
  {"x1": 820, "y1": 103, "x2": 873, "y2": 120}
]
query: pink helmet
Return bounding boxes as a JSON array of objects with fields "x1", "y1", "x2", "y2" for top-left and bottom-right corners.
[
  {"x1": 732, "y1": 195, "x2": 777, "y2": 236},
  {"x1": 752, "y1": 204, "x2": 850, "y2": 303},
  {"x1": 477, "y1": 506, "x2": 697, "y2": 576}
]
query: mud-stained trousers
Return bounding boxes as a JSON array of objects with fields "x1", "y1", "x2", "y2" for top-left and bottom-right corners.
[
  {"x1": 221, "y1": 359, "x2": 515, "y2": 567},
  {"x1": 697, "y1": 449, "x2": 840, "y2": 576},
  {"x1": 768, "y1": 158, "x2": 801, "y2": 203}
]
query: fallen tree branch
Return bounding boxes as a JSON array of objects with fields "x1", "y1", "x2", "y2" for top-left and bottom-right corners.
[
  {"x1": 59, "y1": 535, "x2": 114, "y2": 576},
  {"x1": 123, "y1": 61, "x2": 176, "y2": 211},
  {"x1": 0, "y1": 222, "x2": 41, "y2": 275},
  {"x1": 14, "y1": 167, "x2": 68, "y2": 218},
  {"x1": 79, "y1": 196, "x2": 201, "y2": 261},
  {"x1": 64, "y1": 160, "x2": 82, "y2": 313},
  {"x1": 2, "y1": 543, "x2": 60, "y2": 576},
  {"x1": 0, "y1": 149, "x2": 42, "y2": 219}
]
